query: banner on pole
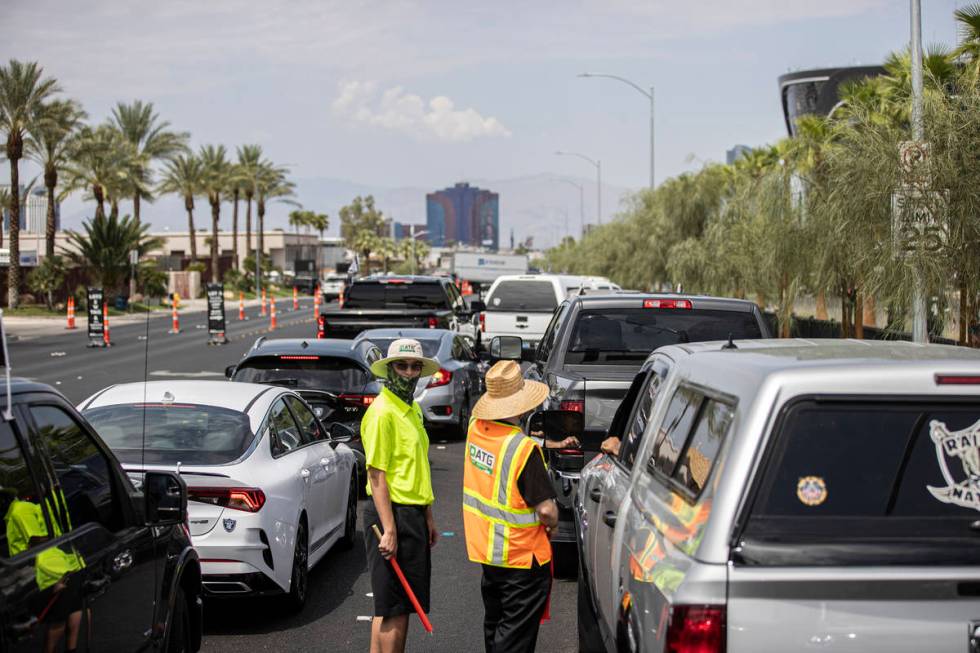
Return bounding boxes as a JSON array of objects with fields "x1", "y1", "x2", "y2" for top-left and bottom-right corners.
[
  {"x1": 86, "y1": 288, "x2": 106, "y2": 347},
  {"x1": 206, "y1": 283, "x2": 228, "y2": 344}
]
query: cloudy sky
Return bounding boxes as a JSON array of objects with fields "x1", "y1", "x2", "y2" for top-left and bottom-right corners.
[{"x1": 0, "y1": 0, "x2": 964, "y2": 234}]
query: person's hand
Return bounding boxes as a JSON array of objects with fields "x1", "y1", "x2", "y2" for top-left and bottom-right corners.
[
  {"x1": 379, "y1": 528, "x2": 397, "y2": 560},
  {"x1": 427, "y1": 518, "x2": 439, "y2": 548},
  {"x1": 600, "y1": 436, "x2": 621, "y2": 456},
  {"x1": 559, "y1": 436, "x2": 580, "y2": 448}
]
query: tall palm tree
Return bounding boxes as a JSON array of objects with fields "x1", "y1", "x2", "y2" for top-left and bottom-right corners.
[
  {"x1": 64, "y1": 124, "x2": 134, "y2": 221},
  {"x1": 237, "y1": 144, "x2": 262, "y2": 258},
  {"x1": 158, "y1": 154, "x2": 203, "y2": 263},
  {"x1": 27, "y1": 98, "x2": 86, "y2": 258},
  {"x1": 198, "y1": 144, "x2": 230, "y2": 282},
  {"x1": 0, "y1": 59, "x2": 61, "y2": 308},
  {"x1": 226, "y1": 163, "x2": 247, "y2": 271},
  {"x1": 110, "y1": 100, "x2": 188, "y2": 225},
  {"x1": 254, "y1": 161, "x2": 295, "y2": 273}
]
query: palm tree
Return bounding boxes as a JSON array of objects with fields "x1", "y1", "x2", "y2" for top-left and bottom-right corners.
[
  {"x1": 198, "y1": 145, "x2": 231, "y2": 282},
  {"x1": 158, "y1": 154, "x2": 203, "y2": 263},
  {"x1": 110, "y1": 100, "x2": 188, "y2": 225},
  {"x1": 63, "y1": 212, "x2": 163, "y2": 294},
  {"x1": 65, "y1": 124, "x2": 134, "y2": 221},
  {"x1": 227, "y1": 163, "x2": 245, "y2": 271},
  {"x1": 254, "y1": 161, "x2": 295, "y2": 272},
  {"x1": 237, "y1": 144, "x2": 263, "y2": 258},
  {"x1": 27, "y1": 98, "x2": 85, "y2": 258},
  {"x1": 0, "y1": 59, "x2": 61, "y2": 308}
]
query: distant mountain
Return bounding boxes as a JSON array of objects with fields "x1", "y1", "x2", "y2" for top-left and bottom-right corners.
[{"x1": 58, "y1": 174, "x2": 637, "y2": 249}]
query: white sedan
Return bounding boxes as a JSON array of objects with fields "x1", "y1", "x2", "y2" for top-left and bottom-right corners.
[{"x1": 80, "y1": 380, "x2": 358, "y2": 612}]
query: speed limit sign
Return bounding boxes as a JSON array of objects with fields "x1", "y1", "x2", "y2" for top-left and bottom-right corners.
[{"x1": 890, "y1": 186, "x2": 948, "y2": 257}]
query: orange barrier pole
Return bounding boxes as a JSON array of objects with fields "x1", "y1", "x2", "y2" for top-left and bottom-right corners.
[
  {"x1": 313, "y1": 287, "x2": 321, "y2": 322},
  {"x1": 371, "y1": 525, "x2": 433, "y2": 633},
  {"x1": 169, "y1": 302, "x2": 180, "y2": 334},
  {"x1": 338, "y1": 283, "x2": 345, "y2": 308},
  {"x1": 66, "y1": 297, "x2": 76, "y2": 330},
  {"x1": 102, "y1": 304, "x2": 111, "y2": 346},
  {"x1": 261, "y1": 288, "x2": 267, "y2": 317},
  {"x1": 239, "y1": 292, "x2": 245, "y2": 320},
  {"x1": 293, "y1": 286, "x2": 299, "y2": 311},
  {"x1": 269, "y1": 298, "x2": 277, "y2": 331}
]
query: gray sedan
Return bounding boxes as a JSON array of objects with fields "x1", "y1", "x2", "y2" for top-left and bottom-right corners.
[{"x1": 354, "y1": 328, "x2": 486, "y2": 438}]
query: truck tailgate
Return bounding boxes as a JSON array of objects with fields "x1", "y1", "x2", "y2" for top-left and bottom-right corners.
[{"x1": 581, "y1": 374, "x2": 635, "y2": 449}]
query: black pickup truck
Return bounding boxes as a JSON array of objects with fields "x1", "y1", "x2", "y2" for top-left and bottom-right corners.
[
  {"x1": 505, "y1": 292, "x2": 770, "y2": 570},
  {"x1": 317, "y1": 275, "x2": 484, "y2": 341}
]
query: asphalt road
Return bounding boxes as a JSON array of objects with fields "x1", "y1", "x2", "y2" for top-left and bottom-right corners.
[{"x1": 9, "y1": 297, "x2": 580, "y2": 652}]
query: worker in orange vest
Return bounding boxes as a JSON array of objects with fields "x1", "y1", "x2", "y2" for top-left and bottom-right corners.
[{"x1": 462, "y1": 360, "x2": 557, "y2": 653}]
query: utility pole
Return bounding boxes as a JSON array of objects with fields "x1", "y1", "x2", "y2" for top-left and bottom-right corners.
[{"x1": 910, "y1": 0, "x2": 927, "y2": 344}]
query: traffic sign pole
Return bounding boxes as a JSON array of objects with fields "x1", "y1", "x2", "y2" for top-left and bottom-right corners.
[{"x1": 910, "y1": 0, "x2": 928, "y2": 344}]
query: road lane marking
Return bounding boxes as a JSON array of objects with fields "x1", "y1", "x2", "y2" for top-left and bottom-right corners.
[
  {"x1": 366, "y1": 592, "x2": 374, "y2": 597},
  {"x1": 436, "y1": 446, "x2": 446, "y2": 450},
  {"x1": 50, "y1": 352, "x2": 66, "y2": 357},
  {"x1": 357, "y1": 616, "x2": 372, "y2": 622}
]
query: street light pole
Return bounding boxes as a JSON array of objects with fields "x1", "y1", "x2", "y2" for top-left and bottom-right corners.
[
  {"x1": 578, "y1": 73, "x2": 655, "y2": 189},
  {"x1": 556, "y1": 178, "x2": 585, "y2": 238},
  {"x1": 910, "y1": 0, "x2": 927, "y2": 344},
  {"x1": 555, "y1": 151, "x2": 601, "y2": 227}
]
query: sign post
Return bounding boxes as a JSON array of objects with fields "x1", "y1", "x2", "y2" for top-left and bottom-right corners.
[
  {"x1": 86, "y1": 288, "x2": 106, "y2": 348},
  {"x1": 206, "y1": 283, "x2": 228, "y2": 345}
]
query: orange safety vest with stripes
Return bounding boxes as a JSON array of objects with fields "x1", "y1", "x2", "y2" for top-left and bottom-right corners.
[{"x1": 462, "y1": 419, "x2": 552, "y2": 568}]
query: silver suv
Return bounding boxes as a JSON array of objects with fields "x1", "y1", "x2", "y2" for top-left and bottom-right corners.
[{"x1": 575, "y1": 339, "x2": 980, "y2": 653}]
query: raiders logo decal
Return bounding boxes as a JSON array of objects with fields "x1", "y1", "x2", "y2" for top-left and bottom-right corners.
[{"x1": 927, "y1": 418, "x2": 980, "y2": 512}]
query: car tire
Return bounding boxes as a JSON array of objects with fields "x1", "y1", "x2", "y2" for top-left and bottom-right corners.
[
  {"x1": 286, "y1": 519, "x2": 309, "y2": 613},
  {"x1": 577, "y1": 559, "x2": 605, "y2": 653},
  {"x1": 166, "y1": 586, "x2": 192, "y2": 653},
  {"x1": 339, "y1": 472, "x2": 358, "y2": 550},
  {"x1": 455, "y1": 393, "x2": 471, "y2": 440}
]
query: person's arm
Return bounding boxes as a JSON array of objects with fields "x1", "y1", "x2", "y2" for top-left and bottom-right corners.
[
  {"x1": 425, "y1": 505, "x2": 438, "y2": 548},
  {"x1": 600, "y1": 436, "x2": 621, "y2": 456},
  {"x1": 534, "y1": 498, "x2": 558, "y2": 530},
  {"x1": 368, "y1": 468, "x2": 397, "y2": 559}
]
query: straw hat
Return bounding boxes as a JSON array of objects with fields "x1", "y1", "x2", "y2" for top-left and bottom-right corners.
[
  {"x1": 370, "y1": 338, "x2": 440, "y2": 378},
  {"x1": 472, "y1": 360, "x2": 549, "y2": 421}
]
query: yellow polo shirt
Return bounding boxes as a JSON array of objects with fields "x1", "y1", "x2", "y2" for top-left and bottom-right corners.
[{"x1": 360, "y1": 386, "x2": 434, "y2": 505}]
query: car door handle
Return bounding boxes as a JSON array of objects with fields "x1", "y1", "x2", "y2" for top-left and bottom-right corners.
[
  {"x1": 320, "y1": 457, "x2": 335, "y2": 470},
  {"x1": 8, "y1": 615, "x2": 38, "y2": 637},
  {"x1": 602, "y1": 510, "x2": 617, "y2": 528},
  {"x1": 300, "y1": 469, "x2": 311, "y2": 480},
  {"x1": 589, "y1": 487, "x2": 602, "y2": 503}
]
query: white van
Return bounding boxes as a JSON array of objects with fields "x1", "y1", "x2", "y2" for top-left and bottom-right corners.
[{"x1": 480, "y1": 274, "x2": 584, "y2": 346}]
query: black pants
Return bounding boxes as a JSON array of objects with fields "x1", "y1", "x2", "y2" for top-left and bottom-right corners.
[
  {"x1": 363, "y1": 502, "x2": 432, "y2": 618},
  {"x1": 480, "y1": 561, "x2": 551, "y2": 653}
]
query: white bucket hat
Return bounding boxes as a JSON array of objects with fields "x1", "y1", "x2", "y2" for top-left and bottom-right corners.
[{"x1": 370, "y1": 338, "x2": 440, "y2": 378}]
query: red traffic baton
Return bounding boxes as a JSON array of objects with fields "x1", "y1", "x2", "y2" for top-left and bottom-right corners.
[{"x1": 371, "y1": 523, "x2": 433, "y2": 634}]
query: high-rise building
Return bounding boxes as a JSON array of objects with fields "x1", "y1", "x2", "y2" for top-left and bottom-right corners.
[
  {"x1": 1, "y1": 185, "x2": 59, "y2": 234},
  {"x1": 778, "y1": 66, "x2": 884, "y2": 136},
  {"x1": 392, "y1": 222, "x2": 427, "y2": 241},
  {"x1": 426, "y1": 182, "x2": 499, "y2": 250}
]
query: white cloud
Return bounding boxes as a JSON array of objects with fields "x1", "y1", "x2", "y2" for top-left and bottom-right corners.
[{"x1": 332, "y1": 81, "x2": 512, "y2": 142}]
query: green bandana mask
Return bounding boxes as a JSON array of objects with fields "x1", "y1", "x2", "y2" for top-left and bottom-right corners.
[{"x1": 386, "y1": 365, "x2": 419, "y2": 405}]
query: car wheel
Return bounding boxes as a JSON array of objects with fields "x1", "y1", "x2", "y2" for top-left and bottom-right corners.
[
  {"x1": 339, "y1": 472, "x2": 358, "y2": 550},
  {"x1": 577, "y1": 559, "x2": 605, "y2": 653},
  {"x1": 166, "y1": 586, "x2": 192, "y2": 653},
  {"x1": 455, "y1": 393, "x2": 471, "y2": 440},
  {"x1": 286, "y1": 519, "x2": 309, "y2": 613}
]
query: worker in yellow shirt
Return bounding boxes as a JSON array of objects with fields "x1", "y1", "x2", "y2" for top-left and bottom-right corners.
[{"x1": 361, "y1": 339, "x2": 440, "y2": 653}]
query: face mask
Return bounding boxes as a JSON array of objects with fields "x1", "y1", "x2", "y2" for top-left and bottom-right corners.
[{"x1": 386, "y1": 365, "x2": 420, "y2": 404}]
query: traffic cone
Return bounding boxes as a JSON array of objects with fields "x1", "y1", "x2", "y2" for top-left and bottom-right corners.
[
  {"x1": 261, "y1": 289, "x2": 267, "y2": 317},
  {"x1": 269, "y1": 299, "x2": 277, "y2": 331},
  {"x1": 169, "y1": 302, "x2": 180, "y2": 334},
  {"x1": 293, "y1": 286, "x2": 299, "y2": 311},
  {"x1": 238, "y1": 292, "x2": 245, "y2": 321},
  {"x1": 338, "y1": 283, "x2": 345, "y2": 308},
  {"x1": 313, "y1": 288, "x2": 321, "y2": 322},
  {"x1": 102, "y1": 304, "x2": 111, "y2": 346},
  {"x1": 65, "y1": 297, "x2": 76, "y2": 330}
]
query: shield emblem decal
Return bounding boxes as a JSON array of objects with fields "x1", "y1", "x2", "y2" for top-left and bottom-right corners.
[
  {"x1": 927, "y1": 418, "x2": 980, "y2": 511},
  {"x1": 223, "y1": 518, "x2": 237, "y2": 533}
]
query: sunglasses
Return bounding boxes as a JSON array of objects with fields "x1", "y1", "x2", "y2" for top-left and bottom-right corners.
[{"x1": 392, "y1": 361, "x2": 425, "y2": 372}]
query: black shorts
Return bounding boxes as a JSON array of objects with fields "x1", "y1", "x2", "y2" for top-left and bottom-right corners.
[{"x1": 363, "y1": 502, "x2": 432, "y2": 618}]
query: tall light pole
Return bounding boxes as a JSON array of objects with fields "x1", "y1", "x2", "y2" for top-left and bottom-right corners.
[
  {"x1": 555, "y1": 178, "x2": 585, "y2": 238},
  {"x1": 910, "y1": 0, "x2": 928, "y2": 344},
  {"x1": 408, "y1": 225, "x2": 429, "y2": 275},
  {"x1": 555, "y1": 151, "x2": 601, "y2": 227},
  {"x1": 579, "y1": 73, "x2": 654, "y2": 189}
]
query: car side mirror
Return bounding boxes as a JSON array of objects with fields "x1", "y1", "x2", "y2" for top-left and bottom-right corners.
[
  {"x1": 145, "y1": 471, "x2": 187, "y2": 526},
  {"x1": 328, "y1": 422, "x2": 355, "y2": 444},
  {"x1": 225, "y1": 365, "x2": 236, "y2": 379},
  {"x1": 489, "y1": 336, "x2": 523, "y2": 361},
  {"x1": 469, "y1": 300, "x2": 486, "y2": 313}
]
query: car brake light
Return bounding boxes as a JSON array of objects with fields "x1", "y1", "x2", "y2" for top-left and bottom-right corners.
[
  {"x1": 935, "y1": 374, "x2": 980, "y2": 385},
  {"x1": 560, "y1": 400, "x2": 584, "y2": 413},
  {"x1": 280, "y1": 355, "x2": 319, "y2": 360},
  {"x1": 479, "y1": 312, "x2": 486, "y2": 333},
  {"x1": 317, "y1": 314, "x2": 326, "y2": 339},
  {"x1": 558, "y1": 449, "x2": 583, "y2": 455},
  {"x1": 428, "y1": 368, "x2": 452, "y2": 388},
  {"x1": 427, "y1": 316, "x2": 438, "y2": 329},
  {"x1": 644, "y1": 298, "x2": 692, "y2": 309},
  {"x1": 340, "y1": 394, "x2": 376, "y2": 407},
  {"x1": 188, "y1": 487, "x2": 266, "y2": 513},
  {"x1": 666, "y1": 605, "x2": 725, "y2": 653}
]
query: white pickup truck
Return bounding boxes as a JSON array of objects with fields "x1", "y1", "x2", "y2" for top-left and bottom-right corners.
[{"x1": 480, "y1": 274, "x2": 584, "y2": 348}]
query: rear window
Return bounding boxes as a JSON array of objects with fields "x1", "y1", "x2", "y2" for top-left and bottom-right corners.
[
  {"x1": 232, "y1": 356, "x2": 370, "y2": 392},
  {"x1": 84, "y1": 404, "x2": 255, "y2": 465},
  {"x1": 365, "y1": 338, "x2": 441, "y2": 359},
  {"x1": 487, "y1": 280, "x2": 557, "y2": 312},
  {"x1": 564, "y1": 308, "x2": 763, "y2": 365},
  {"x1": 345, "y1": 281, "x2": 449, "y2": 309},
  {"x1": 741, "y1": 399, "x2": 980, "y2": 565}
]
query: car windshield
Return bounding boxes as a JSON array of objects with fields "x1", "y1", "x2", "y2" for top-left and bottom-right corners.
[
  {"x1": 344, "y1": 281, "x2": 449, "y2": 309},
  {"x1": 232, "y1": 356, "x2": 370, "y2": 392},
  {"x1": 486, "y1": 280, "x2": 557, "y2": 312},
  {"x1": 365, "y1": 338, "x2": 441, "y2": 359},
  {"x1": 84, "y1": 404, "x2": 256, "y2": 465},
  {"x1": 564, "y1": 307, "x2": 763, "y2": 365}
]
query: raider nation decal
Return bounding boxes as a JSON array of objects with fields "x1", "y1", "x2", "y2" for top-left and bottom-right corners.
[
  {"x1": 927, "y1": 418, "x2": 980, "y2": 511},
  {"x1": 469, "y1": 444, "x2": 495, "y2": 475}
]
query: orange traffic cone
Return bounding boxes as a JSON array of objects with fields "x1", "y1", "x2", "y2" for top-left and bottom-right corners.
[
  {"x1": 65, "y1": 297, "x2": 76, "y2": 330},
  {"x1": 102, "y1": 304, "x2": 111, "y2": 346},
  {"x1": 169, "y1": 302, "x2": 180, "y2": 334},
  {"x1": 313, "y1": 288, "x2": 321, "y2": 322},
  {"x1": 269, "y1": 299, "x2": 277, "y2": 331},
  {"x1": 261, "y1": 289, "x2": 267, "y2": 317},
  {"x1": 239, "y1": 292, "x2": 245, "y2": 320},
  {"x1": 293, "y1": 286, "x2": 299, "y2": 311},
  {"x1": 338, "y1": 283, "x2": 345, "y2": 308}
]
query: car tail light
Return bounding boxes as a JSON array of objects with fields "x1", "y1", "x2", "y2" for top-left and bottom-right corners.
[
  {"x1": 340, "y1": 394, "x2": 376, "y2": 407},
  {"x1": 644, "y1": 298, "x2": 692, "y2": 309},
  {"x1": 280, "y1": 355, "x2": 318, "y2": 360},
  {"x1": 560, "y1": 400, "x2": 584, "y2": 413},
  {"x1": 317, "y1": 314, "x2": 326, "y2": 339},
  {"x1": 188, "y1": 487, "x2": 266, "y2": 513},
  {"x1": 666, "y1": 605, "x2": 725, "y2": 653},
  {"x1": 479, "y1": 312, "x2": 486, "y2": 333},
  {"x1": 935, "y1": 374, "x2": 980, "y2": 385},
  {"x1": 558, "y1": 449, "x2": 583, "y2": 455},
  {"x1": 428, "y1": 368, "x2": 452, "y2": 388},
  {"x1": 427, "y1": 316, "x2": 438, "y2": 329}
]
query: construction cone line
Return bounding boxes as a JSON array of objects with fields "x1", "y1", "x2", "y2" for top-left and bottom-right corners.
[
  {"x1": 169, "y1": 303, "x2": 180, "y2": 334},
  {"x1": 102, "y1": 304, "x2": 111, "y2": 347},
  {"x1": 269, "y1": 299, "x2": 277, "y2": 331},
  {"x1": 239, "y1": 292, "x2": 246, "y2": 321},
  {"x1": 66, "y1": 297, "x2": 76, "y2": 330}
]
